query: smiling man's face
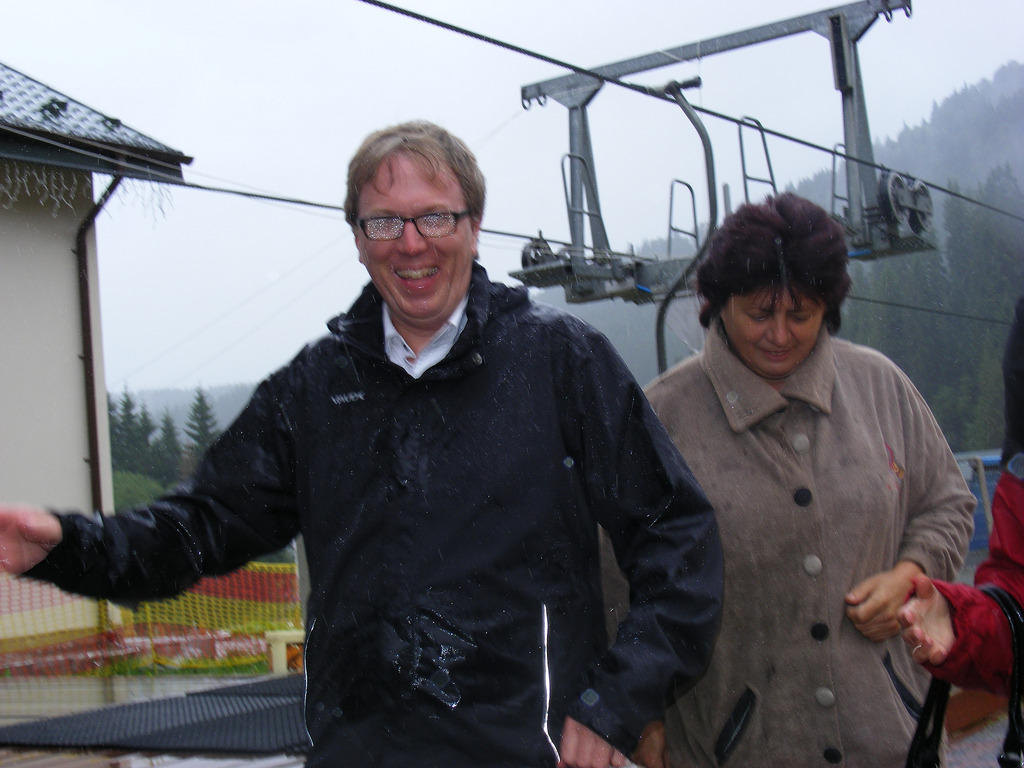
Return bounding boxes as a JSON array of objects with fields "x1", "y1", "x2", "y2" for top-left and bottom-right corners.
[{"x1": 354, "y1": 152, "x2": 480, "y2": 353}]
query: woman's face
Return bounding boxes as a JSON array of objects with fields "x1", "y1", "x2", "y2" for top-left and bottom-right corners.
[{"x1": 720, "y1": 288, "x2": 826, "y2": 389}]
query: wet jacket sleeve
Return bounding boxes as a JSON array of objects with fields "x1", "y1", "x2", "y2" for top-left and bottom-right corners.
[
  {"x1": 27, "y1": 373, "x2": 300, "y2": 602},
  {"x1": 558, "y1": 328, "x2": 723, "y2": 752},
  {"x1": 927, "y1": 472, "x2": 1024, "y2": 695}
]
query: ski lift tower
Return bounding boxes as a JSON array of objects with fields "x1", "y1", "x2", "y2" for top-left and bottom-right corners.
[{"x1": 513, "y1": 0, "x2": 930, "y2": 303}]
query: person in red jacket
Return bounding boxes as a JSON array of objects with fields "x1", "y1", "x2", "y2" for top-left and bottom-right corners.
[{"x1": 898, "y1": 295, "x2": 1024, "y2": 695}]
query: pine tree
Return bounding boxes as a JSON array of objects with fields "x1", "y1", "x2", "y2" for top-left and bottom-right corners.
[
  {"x1": 151, "y1": 410, "x2": 183, "y2": 487},
  {"x1": 843, "y1": 165, "x2": 1023, "y2": 452},
  {"x1": 184, "y1": 387, "x2": 220, "y2": 458},
  {"x1": 939, "y1": 165, "x2": 1024, "y2": 450},
  {"x1": 107, "y1": 393, "x2": 125, "y2": 471},
  {"x1": 137, "y1": 404, "x2": 157, "y2": 471},
  {"x1": 110, "y1": 389, "x2": 154, "y2": 475}
]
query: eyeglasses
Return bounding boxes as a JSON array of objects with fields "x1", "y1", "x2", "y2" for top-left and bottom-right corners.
[{"x1": 356, "y1": 211, "x2": 471, "y2": 241}]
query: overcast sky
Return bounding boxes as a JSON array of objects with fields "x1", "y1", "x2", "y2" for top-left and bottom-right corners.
[{"x1": 3, "y1": 0, "x2": 1022, "y2": 390}]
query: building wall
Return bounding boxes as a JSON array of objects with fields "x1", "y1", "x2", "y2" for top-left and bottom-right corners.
[{"x1": 0, "y1": 159, "x2": 113, "y2": 513}]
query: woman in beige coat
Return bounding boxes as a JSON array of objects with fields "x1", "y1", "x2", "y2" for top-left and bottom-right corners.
[{"x1": 636, "y1": 193, "x2": 975, "y2": 768}]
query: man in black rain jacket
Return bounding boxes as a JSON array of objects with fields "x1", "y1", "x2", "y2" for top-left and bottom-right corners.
[{"x1": 0, "y1": 120, "x2": 722, "y2": 768}]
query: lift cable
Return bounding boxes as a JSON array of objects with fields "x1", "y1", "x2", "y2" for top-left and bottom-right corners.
[
  {"x1": 356, "y1": 0, "x2": 1024, "y2": 226},
  {"x1": 9, "y1": 90, "x2": 1013, "y2": 344},
  {"x1": 4, "y1": 11, "x2": 1021, "y2": 227},
  {"x1": 1, "y1": 122, "x2": 605, "y2": 254},
  {"x1": 0, "y1": 123, "x2": 346, "y2": 213},
  {"x1": 5, "y1": 5, "x2": 1016, "y2": 384},
  {"x1": 845, "y1": 295, "x2": 1013, "y2": 327}
]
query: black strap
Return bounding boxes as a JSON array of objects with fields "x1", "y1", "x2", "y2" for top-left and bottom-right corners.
[
  {"x1": 980, "y1": 584, "x2": 1024, "y2": 768},
  {"x1": 905, "y1": 676, "x2": 951, "y2": 768}
]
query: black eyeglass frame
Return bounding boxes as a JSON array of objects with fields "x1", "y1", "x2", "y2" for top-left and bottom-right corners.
[{"x1": 356, "y1": 210, "x2": 472, "y2": 241}]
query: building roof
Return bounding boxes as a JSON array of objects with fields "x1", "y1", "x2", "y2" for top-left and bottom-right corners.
[{"x1": 0, "y1": 60, "x2": 192, "y2": 180}]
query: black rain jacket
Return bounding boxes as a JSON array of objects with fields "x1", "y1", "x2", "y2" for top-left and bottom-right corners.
[{"x1": 32, "y1": 264, "x2": 722, "y2": 767}]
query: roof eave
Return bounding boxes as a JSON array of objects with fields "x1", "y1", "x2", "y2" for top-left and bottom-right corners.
[{"x1": 0, "y1": 125, "x2": 192, "y2": 182}]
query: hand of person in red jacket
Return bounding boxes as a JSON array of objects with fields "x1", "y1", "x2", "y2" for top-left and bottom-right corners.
[
  {"x1": 0, "y1": 504, "x2": 62, "y2": 574},
  {"x1": 897, "y1": 573, "x2": 955, "y2": 665}
]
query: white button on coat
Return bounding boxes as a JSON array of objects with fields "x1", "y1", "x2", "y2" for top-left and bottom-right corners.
[
  {"x1": 803, "y1": 555, "x2": 823, "y2": 576},
  {"x1": 815, "y1": 687, "x2": 836, "y2": 707},
  {"x1": 790, "y1": 432, "x2": 811, "y2": 454}
]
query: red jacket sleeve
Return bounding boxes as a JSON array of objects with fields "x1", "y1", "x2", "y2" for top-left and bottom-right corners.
[{"x1": 925, "y1": 472, "x2": 1024, "y2": 695}]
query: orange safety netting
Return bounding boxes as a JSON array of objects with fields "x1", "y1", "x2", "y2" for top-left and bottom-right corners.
[{"x1": 0, "y1": 562, "x2": 302, "y2": 677}]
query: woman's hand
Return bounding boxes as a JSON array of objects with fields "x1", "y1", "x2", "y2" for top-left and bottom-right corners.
[
  {"x1": 845, "y1": 560, "x2": 923, "y2": 641},
  {"x1": 632, "y1": 720, "x2": 666, "y2": 768},
  {"x1": 897, "y1": 573, "x2": 955, "y2": 665},
  {"x1": 559, "y1": 716, "x2": 631, "y2": 768}
]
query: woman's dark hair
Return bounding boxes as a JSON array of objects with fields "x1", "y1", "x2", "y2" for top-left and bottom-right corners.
[{"x1": 696, "y1": 193, "x2": 851, "y2": 331}]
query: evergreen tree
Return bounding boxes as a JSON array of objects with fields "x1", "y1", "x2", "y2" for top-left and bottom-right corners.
[
  {"x1": 107, "y1": 393, "x2": 125, "y2": 470},
  {"x1": 938, "y1": 165, "x2": 1024, "y2": 449},
  {"x1": 136, "y1": 404, "x2": 157, "y2": 472},
  {"x1": 842, "y1": 164, "x2": 1023, "y2": 452},
  {"x1": 184, "y1": 387, "x2": 220, "y2": 458},
  {"x1": 110, "y1": 389, "x2": 154, "y2": 475},
  {"x1": 151, "y1": 410, "x2": 183, "y2": 487}
]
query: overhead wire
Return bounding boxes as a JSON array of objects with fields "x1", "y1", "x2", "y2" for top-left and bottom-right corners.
[
  {"x1": 2, "y1": 122, "x2": 579, "y2": 238},
  {"x1": 356, "y1": 0, "x2": 1024, "y2": 225},
  {"x1": 0, "y1": 122, "x2": 346, "y2": 213},
  {"x1": 845, "y1": 295, "x2": 1013, "y2": 327},
  {"x1": 359, "y1": 0, "x2": 1021, "y2": 336},
  {"x1": 168, "y1": 255, "x2": 350, "y2": 387},
  {"x1": 3, "y1": 7, "x2": 1020, "y2": 227},
  {"x1": 8, "y1": 0, "x2": 1019, "y2": 384},
  {"x1": 111, "y1": 234, "x2": 350, "y2": 388}
]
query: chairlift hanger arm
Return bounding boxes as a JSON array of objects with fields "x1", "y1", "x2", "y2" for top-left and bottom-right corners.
[
  {"x1": 656, "y1": 83, "x2": 719, "y2": 375},
  {"x1": 520, "y1": 0, "x2": 910, "y2": 107}
]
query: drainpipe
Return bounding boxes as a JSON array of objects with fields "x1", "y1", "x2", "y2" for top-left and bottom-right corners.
[
  {"x1": 73, "y1": 175, "x2": 123, "y2": 517},
  {"x1": 74, "y1": 175, "x2": 123, "y2": 669}
]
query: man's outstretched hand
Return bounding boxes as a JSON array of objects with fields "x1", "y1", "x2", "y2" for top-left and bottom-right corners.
[{"x1": 0, "y1": 504, "x2": 62, "y2": 574}]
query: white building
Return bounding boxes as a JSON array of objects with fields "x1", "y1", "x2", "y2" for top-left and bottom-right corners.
[{"x1": 0, "y1": 61, "x2": 191, "y2": 514}]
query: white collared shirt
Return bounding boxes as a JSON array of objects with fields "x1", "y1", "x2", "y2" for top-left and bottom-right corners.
[{"x1": 382, "y1": 295, "x2": 469, "y2": 379}]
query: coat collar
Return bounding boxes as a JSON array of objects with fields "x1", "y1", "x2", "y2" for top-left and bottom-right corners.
[
  {"x1": 702, "y1": 320, "x2": 835, "y2": 433},
  {"x1": 325, "y1": 263, "x2": 525, "y2": 373}
]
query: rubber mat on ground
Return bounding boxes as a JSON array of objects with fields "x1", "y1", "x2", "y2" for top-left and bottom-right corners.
[{"x1": 0, "y1": 675, "x2": 308, "y2": 755}]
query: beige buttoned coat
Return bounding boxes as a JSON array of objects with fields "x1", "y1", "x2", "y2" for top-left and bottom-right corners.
[{"x1": 644, "y1": 324, "x2": 975, "y2": 768}]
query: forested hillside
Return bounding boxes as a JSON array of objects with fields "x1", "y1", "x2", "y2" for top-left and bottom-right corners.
[
  {"x1": 840, "y1": 163, "x2": 1022, "y2": 452},
  {"x1": 831, "y1": 61, "x2": 1024, "y2": 452},
  {"x1": 877, "y1": 61, "x2": 1024, "y2": 195},
  {"x1": 791, "y1": 61, "x2": 1024, "y2": 239}
]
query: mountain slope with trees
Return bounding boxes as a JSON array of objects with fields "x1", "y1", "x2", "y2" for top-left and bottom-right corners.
[
  {"x1": 823, "y1": 62, "x2": 1024, "y2": 452},
  {"x1": 841, "y1": 163, "x2": 1023, "y2": 452}
]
